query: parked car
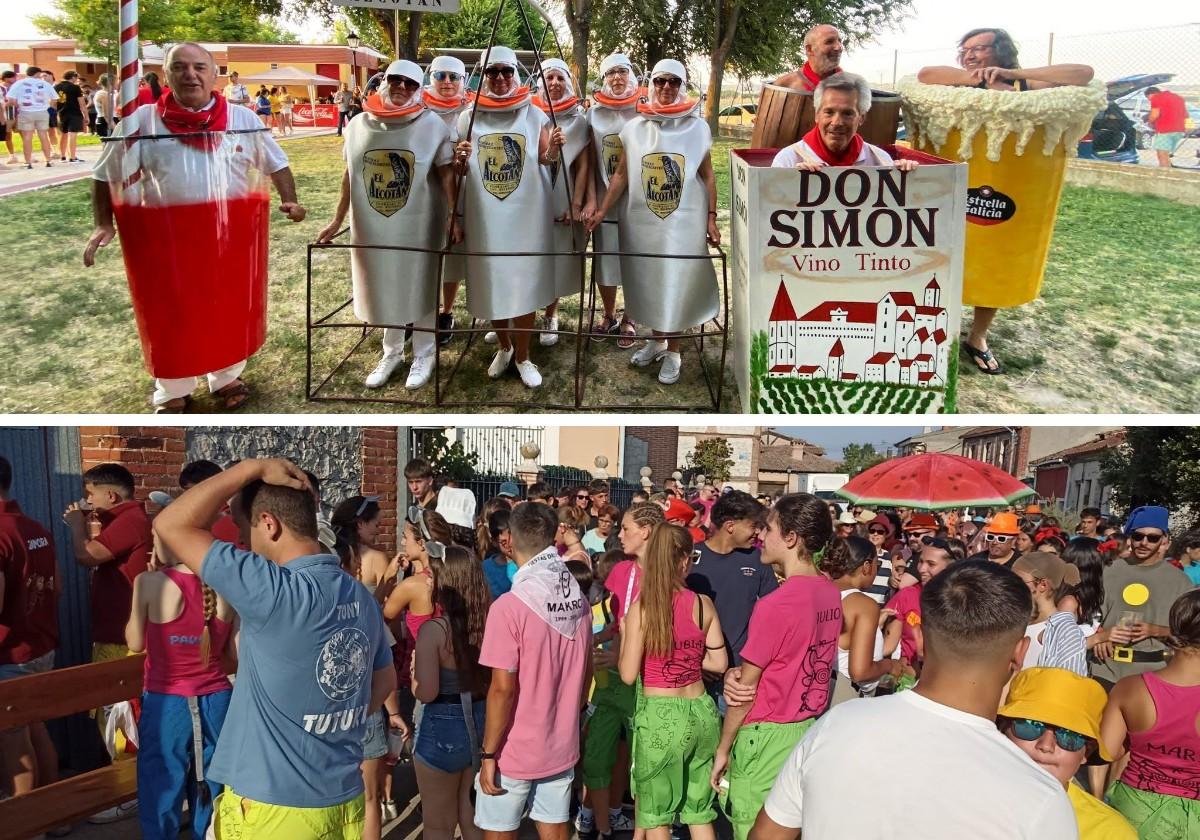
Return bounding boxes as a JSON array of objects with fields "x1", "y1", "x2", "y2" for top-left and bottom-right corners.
[
  {"x1": 718, "y1": 102, "x2": 757, "y2": 128},
  {"x1": 1076, "y1": 73, "x2": 1176, "y2": 163}
]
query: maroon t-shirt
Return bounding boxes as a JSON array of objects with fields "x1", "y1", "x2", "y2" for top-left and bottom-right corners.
[
  {"x1": 0, "y1": 500, "x2": 59, "y2": 663},
  {"x1": 91, "y1": 500, "x2": 152, "y2": 645}
]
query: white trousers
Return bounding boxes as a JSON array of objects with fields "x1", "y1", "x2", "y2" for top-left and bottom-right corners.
[
  {"x1": 382, "y1": 312, "x2": 436, "y2": 359},
  {"x1": 152, "y1": 360, "x2": 247, "y2": 405}
]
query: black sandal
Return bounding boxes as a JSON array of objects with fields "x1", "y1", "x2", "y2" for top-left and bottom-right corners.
[
  {"x1": 153, "y1": 396, "x2": 192, "y2": 414},
  {"x1": 963, "y1": 342, "x2": 1004, "y2": 375}
]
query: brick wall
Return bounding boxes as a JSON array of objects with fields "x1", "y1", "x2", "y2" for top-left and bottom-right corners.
[
  {"x1": 79, "y1": 426, "x2": 186, "y2": 510},
  {"x1": 625, "y1": 426, "x2": 679, "y2": 486},
  {"x1": 361, "y1": 427, "x2": 399, "y2": 554}
]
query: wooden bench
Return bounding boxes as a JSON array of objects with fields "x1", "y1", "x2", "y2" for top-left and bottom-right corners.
[{"x1": 0, "y1": 654, "x2": 145, "y2": 837}]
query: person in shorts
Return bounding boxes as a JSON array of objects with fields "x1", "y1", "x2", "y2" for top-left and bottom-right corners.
[
  {"x1": 54, "y1": 70, "x2": 86, "y2": 162},
  {"x1": 1145, "y1": 86, "x2": 1187, "y2": 167},
  {"x1": 8, "y1": 66, "x2": 56, "y2": 168}
]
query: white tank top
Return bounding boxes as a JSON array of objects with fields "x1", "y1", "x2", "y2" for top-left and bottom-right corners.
[{"x1": 839, "y1": 588, "x2": 885, "y2": 695}]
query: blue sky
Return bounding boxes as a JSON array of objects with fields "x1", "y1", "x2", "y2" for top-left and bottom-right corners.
[{"x1": 774, "y1": 426, "x2": 928, "y2": 460}]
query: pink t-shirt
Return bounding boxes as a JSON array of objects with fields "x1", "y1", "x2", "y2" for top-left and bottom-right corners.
[
  {"x1": 740, "y1": 575, "x2": 842, "y2": 725},
  {"x1": 885, "y1": 584, "x2": 923, "y2": 663},
  {"x1": 604, "y1": 558, "x2": 641, "y2": 623},
  {"x1": 479, "y1": 591, "x2": 592, "y2": 780}
]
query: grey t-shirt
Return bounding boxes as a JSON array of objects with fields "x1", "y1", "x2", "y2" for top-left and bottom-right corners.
[{"x1": 1091, "y1": 558, "x2": 1193, "y2": 684}]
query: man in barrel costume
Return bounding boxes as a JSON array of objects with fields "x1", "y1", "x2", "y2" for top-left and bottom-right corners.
[
  {"x1": 84, "y1": 42, "x2": 305, "y2": 413},
  {"x1": 316, "y1": 60, "x2": 459, "y2": 392},
  {"x1": 773, "y1": 25, "x2": 844, "y2": 92}
]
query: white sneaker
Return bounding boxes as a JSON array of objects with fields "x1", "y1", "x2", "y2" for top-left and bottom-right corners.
[
  {"x1": 575, "y1": 808, "x2": 595, "y2": 834},
  {"x1": 609, "y1": 810, "x2": 635, "y2": 832},
  {"x1": 631, "y1": 339, "x2": 669, "y2": 367},
  {"x1": 658, "y1": 351, "x2": 682, "y2": 384},
  {"x1": 484, "y1": 330, "x2": 498, "y2": 344},
  {"x1": 516, "y1": 359, "x2": 542, "y2": 388},
  {"x1": 488, "y1": 346, "x2": 514, "y2": 378},
  {"x1": 382, "y1": 800, "x2": 399, "y2": 821},
  {"x1": 365, "y1": 352, "x2": 404, "y2": 388},
  {"x1": 539, "y1": 315, "x2": 560, "y2": 346},
  {"x1": 89, "y1": 801, "x2": 138, "y2": 823},
  {"x1": 405, "y1": 353, "x2": 434, "y2": 390}
]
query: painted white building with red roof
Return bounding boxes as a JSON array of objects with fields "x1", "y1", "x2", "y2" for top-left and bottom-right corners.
[{"x1": 767, "y1": 276, "x2": 949, "y2": 387}]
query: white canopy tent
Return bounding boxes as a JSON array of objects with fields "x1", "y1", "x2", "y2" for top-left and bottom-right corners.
[{"x1": 234, "y1": 66, "x2": 342, "y2": 105}]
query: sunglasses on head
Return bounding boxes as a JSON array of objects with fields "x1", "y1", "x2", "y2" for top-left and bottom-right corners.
[
  {"x1": 652, "y1": 76, "x2": 682, "y2": 88},
  {"x1": 1009, "y1": 718, "x2": 1088, "y2": 752},
  {"x1": 484, "y1": 66, "x2": 516, "y2": 79},
  {"x1": 985, "y1": 532, "x2": 1013, "y2": 543},
  {"x1": 356, "y1": 495, "x2": 380, "y2": 517},
  {"x1": 1129, "y1": 531, "x2": 1164, "y2": 544},
  {"x1": 868, "y1": 527, "x2": 888, "y2": 535},
  {"x1": 387, "y1": 76, "x2": 421, "y2": 91},
  {"x1": 431, "y1": 70, "x2": 463, "y2": 82},
  {"x1": 406, "y1": 505, "x2": 445, "y2": 560},
  {"x1": 920, "y1": 535, "x2": 951, "y2": 550}
]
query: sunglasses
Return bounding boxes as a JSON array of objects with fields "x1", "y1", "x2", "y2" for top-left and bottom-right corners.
[
  {"x1": 484, "y1": 66, "x2": 516, "y2": 79},
  {"x1": 652, "y1": 76, "x2": 682, "y2": 88},
  {"x1": 356, "y1": 495, "x2": 380, "y2": 517},
  {"x1": 431, "y1": 71, "x2": 463, "y2": 82},
  {"x1": 868, "y1": 527, "x2": 888, "y2": 535},
  {"x1": 1010, "y1": 718, "x2": 1088, "y2": 752},
  {"x1": 1129, "y1": 531, "x2": 1164, "y2": 544},
  {"x1": 576, "y1": 495, "x2": 590, "y2": 500},
  {"x1": 387, "y1": 76, "x2": 421, "y2": 91},
  {"x1": 920, "y1": 535, "x2": 951, "y2": 550},
  {"x1": 985, "y1": 533, "x2": 1013, "y2": 543}
]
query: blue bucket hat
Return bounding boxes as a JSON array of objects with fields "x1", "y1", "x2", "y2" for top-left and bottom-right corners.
[{"x1": 1124, "y1": 505, "x2": 1169, "y2": 535}]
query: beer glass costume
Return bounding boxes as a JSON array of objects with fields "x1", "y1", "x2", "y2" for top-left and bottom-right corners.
[
  {"x1": 92, "y1": 94, "x2": 286, "y2": 401},
  {"x1": 616, "y1": 73, "x2": 719, "y2": 333},
  {"x1": 586, "y1": 54, "x2": 640, "y2": 290},
  {"x1": 457, "y1": 63, "x2": 556, "y2": 321},
  {"x1": 342, "y1": 89, "x2": 453, "y2": 354},
  {"x1": 899, "y1": 80, "x2": 1104, "y2": 308},
  {"x1": 423, "y1": 56, "x2": 469, "y2": 289},
  {"x1": 534, "y1": 58, "x2": 589, "y2": 299}
]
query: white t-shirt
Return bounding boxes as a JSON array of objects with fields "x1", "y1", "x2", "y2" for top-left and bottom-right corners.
[
  {"x1": 763, "y1": 689, "x2": 1078, "y2": 840},
  {"x1": 771, "y1": 139, "x2": 895, "y2": 168},
  {"x1": 225, "y1": 83, "x2": 250, "y2": 104},
  {"x1": 7, "y1": 77, "x2": 58, "y2": 111}
]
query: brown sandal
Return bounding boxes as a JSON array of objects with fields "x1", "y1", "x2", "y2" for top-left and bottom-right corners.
[
  {"x1": 617, "y1": 319, "x2": 638, "y2": 349},
  {"x1": 153, "y1": 396, "x2": 192, "y2": 414},
  {"x1": 213, "y1": 379, "x2": 251, "y2": 411},
  {"x1": 591, "y1": 314, "x2": 618, "y2": 343}
]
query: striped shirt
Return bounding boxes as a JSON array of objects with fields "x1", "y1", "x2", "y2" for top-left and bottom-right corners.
[
  {"x1": 1036, "y1": 612, "x2": 1089, "y2": 677},
  {"x1": 864, "y1": 552, "x2": 893, "y2": 606}
]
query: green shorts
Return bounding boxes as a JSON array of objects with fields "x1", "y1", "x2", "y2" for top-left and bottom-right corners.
[
  {"x1": 1151, "y1": 131, "x2": 1184, "y2": 153},
  {"x1": 631, "y1": 693, "x2": 720, "y2": 829},
  {"x1": 213, "y1": 789, "x2": 366, "y2": 840},
  {"x1": 583, "y1": 678, "x2": 636, "y2": 789},
  {"x1": 1108, "y1": 780, "x2": 1200, "y2": 840},
  {"x1": 721, "y1": 719, "x2": 816, "y2": 840}
]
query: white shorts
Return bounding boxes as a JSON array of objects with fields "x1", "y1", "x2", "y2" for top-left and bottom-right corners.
[
  {"x1": 17, "y1": 110, "x2": 50, "y2": 131},
  {"x1": 473, "y1": 767, "x2": 574, "y2": 831}
]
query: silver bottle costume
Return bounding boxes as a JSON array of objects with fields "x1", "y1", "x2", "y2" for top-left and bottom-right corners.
[
  {"x1": 586, "y1": 97, "x2": 637, "y2": 287},
  {"x1": 616, "y1": 107, "x2": 719, "y2": 332},
  {"x1": 424, "y1": 92, "x2": 467, "y2": 283},
  {"x1": 541, "y1": 102, "x2": 590, "y2": 298},
  {"x1": 457, "y1": 98, "x2": 556, "y2": 320},
  {"x1": 343, "y1": 107, "x2": 453, "y2": 326}
]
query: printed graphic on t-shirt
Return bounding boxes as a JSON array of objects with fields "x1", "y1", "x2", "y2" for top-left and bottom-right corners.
[
  {"x1": 478, "y1": 133, "x2": 525, "y2": 199},
  {"x1": 642, "y1": 153, "x2": 685, "y2": 219},
  {"x1": 363, "y1": 149, "x2": 415, "y2": 216},
  {"x1": 315, "y1": 625, "x2": 370, "y2": 702}
]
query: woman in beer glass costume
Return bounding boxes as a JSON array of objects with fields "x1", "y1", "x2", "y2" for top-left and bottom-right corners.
[
  {"x1": 424, "y1": 55, "x2": 470, "y2": 346},
  {"x1": 455, "y1": 46, "x2": 564, "y2": 390},
  {"x1": 585, "y1": 53, "x2": 641, "y2": 347},
  {"x1": 587, "y1": 59, "x2": 720, "y2": 386},
  {"x1": 533, "y1": 58, "x2": 592, "y2": 347}
]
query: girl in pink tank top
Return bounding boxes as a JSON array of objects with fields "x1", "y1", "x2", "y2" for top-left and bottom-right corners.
[
  {"x1": 126, "y1": 544, "x2": 236, "y2": 840},
  {"x1": 1103, "y1": 589, "x2": 1200, "y2": 838},
  {"x1": 383, "y1": 509, "x2": 450, "y2": 640},
  {"x1": 618, "y1": 523, "x2": 728, "y2": 839}
]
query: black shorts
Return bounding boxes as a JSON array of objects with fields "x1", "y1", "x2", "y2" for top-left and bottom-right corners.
[
  {"x1": 0, "y1": 122, "x2": 6, "y2": 142},
  {"x1": 59, "y1": 112, "x2": 85, "y2": 133},
  {"x1": 48, "y1": 109, "x2": 57, "y2": 129}
]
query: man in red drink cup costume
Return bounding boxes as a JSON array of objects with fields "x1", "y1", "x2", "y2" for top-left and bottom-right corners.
[{"x1": 84, "y1": 42, "x2": 305, "y2": 413}]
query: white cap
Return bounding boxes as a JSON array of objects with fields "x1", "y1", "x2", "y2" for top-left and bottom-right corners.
[
  {"x1": 384, "y1": 60, "x2": 424, "y2": 84},
  {"x1": 599, "y1": 53, "x2": 633, "y2": 76},
  {"x1": 436, "y1": 487, "x2": 477, "y2": 530},
  {"x1": 838, "y1": 511, "x2": 858, "y2": 525},
  {"x1": 429, "y1": 55, "x2": 466, "y2": 76},
  {"x1": 650, "y1": 58, "x2": 687, "y2": 88},
  {"x1": 541, "y1": 58, "x2": 571, "y2": 77},
  {"x1": 482, "y1": 45, "x2": 519, "y2": 69}
]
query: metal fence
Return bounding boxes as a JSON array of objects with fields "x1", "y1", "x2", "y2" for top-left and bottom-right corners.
[
  {"x1": 454, "y1": 426, "x2": 546, "y2": 475},
  {"x1": 460, "y1": 471, "x2": 642, "y2": 512}
]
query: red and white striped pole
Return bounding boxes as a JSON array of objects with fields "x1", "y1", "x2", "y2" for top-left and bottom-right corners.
[{"x1": 119, "y1": 0, "x2": 139, "y2": 118}]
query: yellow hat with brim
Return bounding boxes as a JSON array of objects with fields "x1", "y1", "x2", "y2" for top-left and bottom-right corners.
[{"x1": 998, "y1": 667, "x2": 1113, "y2": 761}]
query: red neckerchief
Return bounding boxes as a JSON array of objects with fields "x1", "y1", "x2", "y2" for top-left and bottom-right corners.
[
  {"x1": 532, "y1": 94, "x2": 581, "y2": 114},
  {"x1": 801, "y1": 62, "x2": 839, "y2": 92},
  {"x1": 363, "y1": 91, "x2": 424, "y2": 120},
  {"x1": 801, "y1": 123, "x2": 863, "y2": 166},
  {"x1": 156, "y1": 91, "x2": 228, "y2": 152}
]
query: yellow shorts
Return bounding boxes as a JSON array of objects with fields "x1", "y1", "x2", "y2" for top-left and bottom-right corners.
[{"x1": 213, "y1": 790, "x2": 366, "y2": 840}]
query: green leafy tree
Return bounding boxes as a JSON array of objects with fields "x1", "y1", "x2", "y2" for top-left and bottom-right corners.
[
  {"x1": 1101, "y1": 428, "x2": 1200, "y2": 526},
  {"x1": 32, "y1": 0, "x2": 182, "y2": 75},
  {"x1": 421, "y1": 437, "x2": 480, "y2": 484},
  {"x1": 842, "y1": 442, "x2": 887, "y2": 477},
  {"x1": 685, "y1": 438, "x2": 734, "y2": 484}
]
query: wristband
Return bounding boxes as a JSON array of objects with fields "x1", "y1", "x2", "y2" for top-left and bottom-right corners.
[{"x1": 480, "y1": 751, "x2": 497, "y2": 760}]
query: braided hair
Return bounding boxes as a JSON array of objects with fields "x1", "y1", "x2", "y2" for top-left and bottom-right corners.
[{"x1": 198, "y1": 581, "x2": 218, "y2": 668}]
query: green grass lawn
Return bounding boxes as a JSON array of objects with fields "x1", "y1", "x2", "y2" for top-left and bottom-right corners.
[
  {"x1": 0, "y1": 134, "x2": 1195, "y2": 414},
  {"x1": 8, "y1": 131, "x2": 103, "y2": 154}
]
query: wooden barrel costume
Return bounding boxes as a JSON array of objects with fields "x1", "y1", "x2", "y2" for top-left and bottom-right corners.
[{"x1": 751, "y1": 83, "x2": 903, "y2": 149}]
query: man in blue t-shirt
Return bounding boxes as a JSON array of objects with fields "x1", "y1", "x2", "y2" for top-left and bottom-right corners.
[{"x1": 154, "y1": 458, "x2": 395, "y2": 840}]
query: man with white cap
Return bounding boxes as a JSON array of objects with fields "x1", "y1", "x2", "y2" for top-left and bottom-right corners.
[
  {"x1": 586, "y1": 53, "x2": 640, "y2": 347},
  {"x1": 454, "y1": 46, "x2": 565, "y2": 389},
  {"x1": 316, "y1": 60, "x2": 459, "y2": 391},
  {"x1": 424, "y1": 55, "x2": 470, "y2": 346},
  {"x1": 587, "y1": 58, "x2": 720, "y2": 386}
]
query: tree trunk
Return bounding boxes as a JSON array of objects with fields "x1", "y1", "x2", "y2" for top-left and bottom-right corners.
[
  {"x1": 706, "y1": 52, "x2": 727, "y2": 133},
  {"x1": 405, "y1": 12, "x2": 423, "y2": 61},
  {"x1": 706, "y1": 2, "x2": 742, "y2": 134},
  {"x1": 563, "y1": 0, "x2": 593, "y2": 90}
]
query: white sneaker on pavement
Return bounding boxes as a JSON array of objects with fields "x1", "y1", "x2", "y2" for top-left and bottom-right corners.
[
  {"x1": 575, "y1": 807, "x2": 595, "y2": 834},
  {"x1": 405, "y1": 353, "x2": 434, "y2": 390},
  {"x1": 382, "y1": 800, "x2": 399, "y2": 821},
  {"x1": 88, "y1": 800, "x2": 138, "y2": 824},
  {"x1": 516, "y1": 359, "x2": 542, "y2": 388},
  {"x1": 539, "y1": 315, "x2": 559, "y2": 346},
  {"x1": 484, "y1": 330, "x2": 498, "y2": 343},
  {"x1": 630, "y1": 339, "x2": 669, "y2": 367},
  {"x1": 488, "y1": 346, "x2": 514, "y2": 378},
  {"x1": 608, "y1": 810, "x2": 635, "y2": 832},
  {"x1": 365, "y1": 352, "x2": 404, "y2": 388},
  {"x1": 658, "y1": 351, "x2": 682, "y2": 384}
]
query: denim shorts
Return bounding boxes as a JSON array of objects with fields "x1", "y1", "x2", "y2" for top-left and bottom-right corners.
[
  {"x1": 414, "y1": 698, "x2": 485, "y2": 774},
  {"x1": 0, "y1": 650, "x2": 54, "y2": 681},
  {"x1": 473, "y1": 767, "x2": 574, "y2": 831},
  {"x1": 361, "y1": 709, "x2": 388, "y2": 761}
]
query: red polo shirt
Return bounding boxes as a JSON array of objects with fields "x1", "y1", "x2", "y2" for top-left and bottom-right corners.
[
  {"x1": 90, "y1": 500, "x2": 152, "y2": 645},
  {"x1": 0, "y1": 500, "x2": 59, "y2": 664},
  {"x1": 1149, "y1": 90, "x2": 1187, "y2": 134}
]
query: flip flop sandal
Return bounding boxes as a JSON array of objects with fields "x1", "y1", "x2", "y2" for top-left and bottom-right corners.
[
  {"x1": 963, "y1": 342, "x2": 1004, "y2": 375},
  {"x1": 617, "y1": 320, "x2": 638, "y2": 349},
  {"x1": 591, "y1": 314, "x2": 618, "y2": 343},
  {"x1": 213, "y1": 379, "x2": 252, "y2": 410},
  {"x1": 153, "y1": 396, "x2": 192, "y2": 414}
]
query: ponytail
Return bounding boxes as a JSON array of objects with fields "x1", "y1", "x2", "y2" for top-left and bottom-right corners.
[{"x1": 199, "y1": 582, "x2": 217, "y2": 668}]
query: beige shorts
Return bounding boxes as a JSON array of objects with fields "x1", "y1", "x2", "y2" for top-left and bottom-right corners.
[{"x1": 17, "y1": 110, "x2": 50, "y2": 131}]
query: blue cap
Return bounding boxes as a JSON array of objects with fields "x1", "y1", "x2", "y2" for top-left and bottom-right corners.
[
  {"x1": 1124, "y1": 505, "x2": 1169, "y2": 535},
  {"x1": 498, "y1": 481, "x2": 521, "y2": 499}
]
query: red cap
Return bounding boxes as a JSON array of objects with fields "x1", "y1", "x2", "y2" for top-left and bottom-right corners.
[{"x1": 664, "y1": 498, "x2": 695, "y2": 525}]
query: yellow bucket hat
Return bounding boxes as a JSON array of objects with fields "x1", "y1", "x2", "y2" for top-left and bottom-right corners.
[{"x1": 998, "y1": 667, "x2": 1112, "y2": 761}]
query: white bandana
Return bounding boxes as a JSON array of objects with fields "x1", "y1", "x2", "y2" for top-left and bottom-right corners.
[{"x1": 511, "y1": 547, "x2": 589, "y2": 639}]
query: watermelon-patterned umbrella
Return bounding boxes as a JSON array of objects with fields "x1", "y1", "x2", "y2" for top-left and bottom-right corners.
[{"x1": 835, "y1": 453, "x2": 1036, "y2": 510}]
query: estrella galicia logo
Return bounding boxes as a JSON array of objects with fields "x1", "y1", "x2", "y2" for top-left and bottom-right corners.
[
  {"x1": 315, "y1": 627, "x2": 370, "y2": 702},
  {"x1": 966, "y1": 185, "x2": 1017, "y2": 226}
]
